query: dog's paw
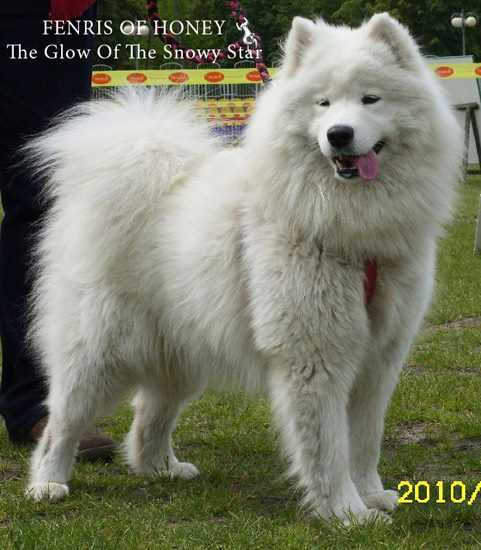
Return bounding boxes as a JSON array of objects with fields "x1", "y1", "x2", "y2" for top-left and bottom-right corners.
[
  {"x1": 26, "y1": 482, "x2": 69, "y2": 502},
  {"x1": 361, "y1": 490, "x2": 399, "y2": 511},
  {"x1": 167, "y1": 461, "x2": 200, "y2": 480},
  {"x1": 342, "y1": 508, "x2": 392, "y2": 527},
  {"x1": 137, "y1": 460, "x2": 200, "y2": 480}
]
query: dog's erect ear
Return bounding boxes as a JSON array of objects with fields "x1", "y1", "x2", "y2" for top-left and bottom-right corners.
[
  {"x1": 367, "y1": 13, "x2": 421, "y2": 71},
  {"x1": 282, "y1": 17, "x2": 318, "y2": 76}
]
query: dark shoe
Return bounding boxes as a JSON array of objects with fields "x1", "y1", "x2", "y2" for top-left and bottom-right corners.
[{"x1": 29, "y1": 416, "x2": 116, "y2": 462}]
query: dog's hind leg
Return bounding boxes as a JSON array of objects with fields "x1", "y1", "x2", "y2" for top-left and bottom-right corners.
[
  {"x1": 26, "y1": 360, "x2": 119, "y2": 502},
  {"x1": 124, "y1": 379, "x2": 202, "y2": 480}
]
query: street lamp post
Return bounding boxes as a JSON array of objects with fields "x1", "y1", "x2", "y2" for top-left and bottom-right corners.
[{"x1": 450, "y1": 11, "x2": 478, "y2": 56}]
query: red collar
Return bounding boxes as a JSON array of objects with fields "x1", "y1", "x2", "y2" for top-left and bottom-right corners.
[{"x1": 364, "y1": 259, "x2": 378, "y2": 305}]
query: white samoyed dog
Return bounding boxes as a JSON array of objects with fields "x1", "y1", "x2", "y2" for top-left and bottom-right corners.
[{"x1": 26, "y1": 14, "x2": 462, "y2": 524}]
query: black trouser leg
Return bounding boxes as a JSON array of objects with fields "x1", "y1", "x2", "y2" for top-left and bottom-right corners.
[{"x1": 0, "y1": 4, "x2": 96, "y2": 441}]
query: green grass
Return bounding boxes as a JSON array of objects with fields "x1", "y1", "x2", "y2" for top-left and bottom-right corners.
[{"x1": 1, "y1": 177, "x2": 481, "y2": 549}]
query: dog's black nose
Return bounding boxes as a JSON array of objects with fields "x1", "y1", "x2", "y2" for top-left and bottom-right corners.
[{"x1": 327, "y1": 125, "x2": 354, "y2": 148}]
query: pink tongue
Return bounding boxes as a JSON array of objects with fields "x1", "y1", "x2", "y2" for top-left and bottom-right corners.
[{"x1": 352, "y1": 150, "x2": 378, "y2": 181}]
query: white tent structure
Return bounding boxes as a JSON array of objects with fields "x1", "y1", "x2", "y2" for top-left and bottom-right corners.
[{"x1": 428, "y1": 55, "x2": 481, "y2": 172}]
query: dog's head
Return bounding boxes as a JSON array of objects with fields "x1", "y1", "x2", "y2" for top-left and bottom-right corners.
[
  {"x1": 244, "y1": 14, "x2": 462, "y2": 248},
  {"x1": 270, "y1": 13, "x2": 457, "y2": 185}
]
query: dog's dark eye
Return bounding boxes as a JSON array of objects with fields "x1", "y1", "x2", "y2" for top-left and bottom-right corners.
[
  {"x1": 317, "y1": 99, "x2": 330, "y2": 107},
  {"x1": 362, "y1": 95, "x2": 381, "y2": 105}
]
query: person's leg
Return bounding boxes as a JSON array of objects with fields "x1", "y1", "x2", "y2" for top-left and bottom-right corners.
[
  {"x1": 0, "y1": 4, "x2": 97, "y2": 441},
  {"x1": 0, "y1": 182, "x2": 48, "y2": 441}
]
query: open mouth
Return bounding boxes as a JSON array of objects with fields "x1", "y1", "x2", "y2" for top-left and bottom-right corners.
[{"x1": 332, "y1": 140, "x2": 386, "y2": 181}]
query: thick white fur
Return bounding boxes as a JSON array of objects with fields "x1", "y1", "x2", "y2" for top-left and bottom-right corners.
[{"x1": 26, "y1": 14, "x2": 462, "y2": 524}]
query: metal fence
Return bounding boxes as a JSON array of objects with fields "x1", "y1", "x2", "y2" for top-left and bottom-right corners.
[{"x1": 91, "y1": 63, "x2": 263, "y2": 144}]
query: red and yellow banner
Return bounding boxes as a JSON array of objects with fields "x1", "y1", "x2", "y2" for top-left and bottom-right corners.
[
  {"x1": 195, "y1": 98, "x2": 255, "y2": 126},
  {"x1": 91, "y1": 64, "x2": 481, "y2": 87},
  {"x1": 91, "y1": 68, "x2": 274, "y2": 86},
  {"x1": 430, "y1": 63, "x2": 481, "y2": 79}
]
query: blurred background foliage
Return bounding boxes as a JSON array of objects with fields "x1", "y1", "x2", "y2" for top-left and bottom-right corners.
[{"x1": 95, "y1": 0, "x2": 481, "y2": 68}]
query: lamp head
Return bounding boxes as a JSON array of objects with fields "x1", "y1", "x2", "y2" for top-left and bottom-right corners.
[
  {"x1": 450, "y1": 14, "x2": 463, "y2": 28},
  {"x1": 465, "y1": 14, "x2": 478, "y2": 28}
]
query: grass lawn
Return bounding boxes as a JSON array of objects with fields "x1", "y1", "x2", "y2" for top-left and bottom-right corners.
[{"x1": 1, "y1": 177, "x2": 481, "y2": 549}]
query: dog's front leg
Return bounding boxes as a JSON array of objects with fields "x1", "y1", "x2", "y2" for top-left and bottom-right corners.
[
  {"x1": 348, "y1": 349, "x2": 402, "y2": 512},
  {"x1": 349, "y1": 249, "x2": 436, "y2": 513},
  {"x1": 270, "y1": 360, "x2": 387, "y2": 524},
  {"x1": 244, "y1": 225, "x2": 390, "y2": 524}
]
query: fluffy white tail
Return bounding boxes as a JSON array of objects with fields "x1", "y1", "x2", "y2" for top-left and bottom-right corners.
[
  {"x1": 26, "y1": 88, "x2": 215, "y2": 204},
  {"x1": 26, "y1": 89, "x2": 217, "y2": 364}
]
